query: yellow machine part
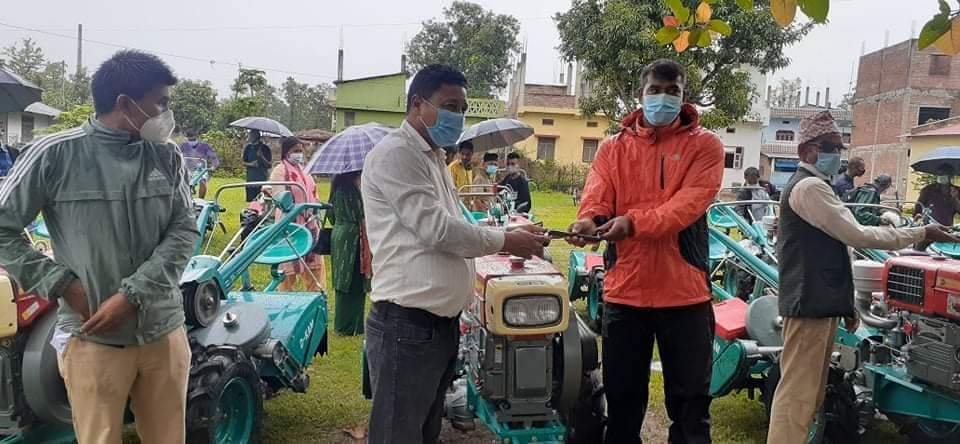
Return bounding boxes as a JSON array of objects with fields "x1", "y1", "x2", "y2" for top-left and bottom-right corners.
[
  {"x1": 484, "y1": 274, "x2": 569, "y2": 336},
  {"x1": 0, "y1": 275, "x2": 18, "y2": 338}
]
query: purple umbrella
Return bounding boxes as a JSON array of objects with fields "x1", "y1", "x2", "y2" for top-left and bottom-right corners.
[{"x1": 304, "y1": 122, "x2": 393, "y2": 175}]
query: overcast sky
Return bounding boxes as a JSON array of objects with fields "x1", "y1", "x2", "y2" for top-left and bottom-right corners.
[{"x1": 0, "y1": 0, "x2": 942, "y2": 104}]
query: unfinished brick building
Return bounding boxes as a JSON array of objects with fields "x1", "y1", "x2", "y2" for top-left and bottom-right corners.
[{"x1": 850, "y1": 38, "x2": 960, "y2": 192}]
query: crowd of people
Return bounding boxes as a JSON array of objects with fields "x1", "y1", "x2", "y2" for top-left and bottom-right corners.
[{"x1": 3, "y1": 47, "x2": 960, "y2": 444}]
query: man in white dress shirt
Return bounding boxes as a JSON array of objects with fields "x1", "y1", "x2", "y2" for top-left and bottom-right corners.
[{"x1": 361, "y1": 64, "x2": 548, "y2": 444}]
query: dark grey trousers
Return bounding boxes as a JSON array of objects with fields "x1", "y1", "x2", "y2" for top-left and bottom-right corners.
[{"x1": 366, "y1": 302, "x2": 460, "y2": 444}]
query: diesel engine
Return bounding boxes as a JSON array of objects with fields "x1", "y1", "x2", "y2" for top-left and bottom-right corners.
[{"x1": 881, "y1": 256, "x2": 960, "y2": 393}]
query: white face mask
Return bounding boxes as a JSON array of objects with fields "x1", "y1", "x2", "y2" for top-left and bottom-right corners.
[
  {"x1": 288, "y1": 153, "x2": 305, "y2": 164},
  {"x1": 122, "y1": 96, "x2": 175, "y2": 143}
]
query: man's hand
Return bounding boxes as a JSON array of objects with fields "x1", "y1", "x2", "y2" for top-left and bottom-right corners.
[
  {"x1": 843, "y1": 314, "x2": 860, "y2": 333},
  {"x1": 62, "y1": 279, "x2": 90, "y2": 320},
  {"x1": 81, "y1": 293, "x2": 136, "y2": 336},
  {"x1": 924, "y1": 224, "x2": 960, "y2": 243},
  {"x1": 503, "y1": 230, "x2": 550, "y2": 259},
  {"x1": 566, "y1": 218, "x2": 599, "y2": 247},
  {"x1": 509, "y1": 223, "x2": 547, "y2": 234},
  {"x1": 597, "y1": 216, "x2": 635, "y2": 242}
]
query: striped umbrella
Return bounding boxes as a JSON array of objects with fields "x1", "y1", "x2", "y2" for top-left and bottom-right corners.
[{"x1": 304, "y1": 122, "x2": 393, "y2": 175}]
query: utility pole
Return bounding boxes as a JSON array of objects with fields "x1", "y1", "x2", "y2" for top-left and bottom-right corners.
[{"x1": 76, "y1": 24, "x2": 83, "y2": 77}]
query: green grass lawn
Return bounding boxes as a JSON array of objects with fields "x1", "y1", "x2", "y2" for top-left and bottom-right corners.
[{"x1": 196, "y1": 177, "x2": 903, "y2": 443}]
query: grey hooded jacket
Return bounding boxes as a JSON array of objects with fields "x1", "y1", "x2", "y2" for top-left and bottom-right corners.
[{"x1": 0, "y1": 118, "x2": 199, "y2": 345}]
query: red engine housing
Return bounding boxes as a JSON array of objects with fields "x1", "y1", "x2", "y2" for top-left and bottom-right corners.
[
  {"x1": 0, "y1": 267, "x2": 57, "y2": 329},
  {"x1": 882, "y1": 256, "x2": 960, "y2": 321}
]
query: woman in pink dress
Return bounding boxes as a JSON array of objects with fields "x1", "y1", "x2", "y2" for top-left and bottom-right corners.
[{"x1": 267, "y1": 137, "x2": 326, "y2": 292}]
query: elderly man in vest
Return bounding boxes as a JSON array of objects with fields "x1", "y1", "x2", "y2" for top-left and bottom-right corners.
[{"x1": 766, "y1": 111, "x2": 960, "y2": 443}]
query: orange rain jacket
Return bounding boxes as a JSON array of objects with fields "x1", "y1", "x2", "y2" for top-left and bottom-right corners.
[{"x1": 578, "y1": 104, "x2": 724, "y2": 309}]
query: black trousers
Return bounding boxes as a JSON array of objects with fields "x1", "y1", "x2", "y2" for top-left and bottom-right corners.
[
  {"x1": 603, "y1": 301, "x2": 715, "y2": 444},
  {"x1": 366, "y1": 302, "x2": 460, "y2": 444}
]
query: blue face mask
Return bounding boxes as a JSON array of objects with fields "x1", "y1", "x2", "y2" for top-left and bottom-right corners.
[
  {"x1": 814, "y1": 152, "x2": 842, "y2": 177},
  {"x1": 486, "y1": 165, "x2": 498, "y2": 176},
  {"x1": 421, "y1": 99, "x2": 465, "y2": 148},
  {"x1": 642, "y1": 93, "x2": 682, "y2": 127}
]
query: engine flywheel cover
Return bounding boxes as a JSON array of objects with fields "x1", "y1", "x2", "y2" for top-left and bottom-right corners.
[
  {"x1": 22, "y1": 311, "x2": 72, "y2": 425},
  {"x1": 189, "y1": 303, "x2": 271, "y2": 351},
  {"x1": 746, "y1": 295, "x2": 783, "y2": 347}
]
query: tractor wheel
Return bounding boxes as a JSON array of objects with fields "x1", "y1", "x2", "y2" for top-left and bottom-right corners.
[
  {"x1": 763, "y1": 363, "x2": 860, "y2": 444},
  {"x1": 762, "y1": 362, "x2": 780, "y2": 419},
  {"x1": 586, "y1": 300, "x2": 603, "y2": 333},
  {"x1": 186, "y1": 346, "x2": 264, "y2": 444},
  {"x1": 895, "y1": 418, "x2": 960, "y2": 444},
  {"x1": 563, "y1": 370, "x2": 606, "y2": 444}
]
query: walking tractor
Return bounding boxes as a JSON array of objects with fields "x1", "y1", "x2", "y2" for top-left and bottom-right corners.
[
  {"x1": 360, "y1": 189, "x2": 605, "y2": 444},
  {"x1": 568, "y1": 190, "x2": 960, "y2": 442},
  {"x1": 0, "y1": 181, "x2": 330, "y2": 444}
]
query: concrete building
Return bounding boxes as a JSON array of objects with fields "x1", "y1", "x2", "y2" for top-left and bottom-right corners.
[
  {"x1": 505, "y1": 55, "x2": 610, "y2": 165},
  {"x1": 851, "y1": 38, "x2": 960, "y2": 193},
  {"x1": 332, "y1": 52, "x2": 504, "y2": 132},
  {"x1": 758, "y1": 105, "x2": 852, "y2": 190},
  {"x1": 717, "y1": 67, "x2": 769, "y2": 188},
  {"x1": 509, "y1": 83, "x2": 611, "y2": 165},
  {"x1": 1, "y1": 102, "x2": 61, "y2": 146}
]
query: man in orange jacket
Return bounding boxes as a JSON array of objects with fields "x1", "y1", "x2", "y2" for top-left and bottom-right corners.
[{"x1": 569, "y1": 59, "x2": 724, "y2": 443}]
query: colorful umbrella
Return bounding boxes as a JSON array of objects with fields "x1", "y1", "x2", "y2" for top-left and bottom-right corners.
[{"x1": 304, "y1": 122, "x2": 393, "y2": 175}]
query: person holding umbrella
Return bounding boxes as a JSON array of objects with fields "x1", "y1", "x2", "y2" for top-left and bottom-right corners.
[
  {"x1": 447, "y1": 141, "x2": 475, "y2": 191},
  {"x1": 242, "y1": 129, "x2": 272, "y2": 202},
  {"x1": 266, "y1": 137, "x2": 326, "y2": 292},
  {"x1": 915, "y1": 165, "x2": 960, "y2": 225}
]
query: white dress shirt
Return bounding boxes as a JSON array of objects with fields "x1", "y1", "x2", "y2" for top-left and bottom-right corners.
[
  {"x1": 789, "y1": 163, "x2": 925, "y2": 249},
  {"x1": 361, "y1": 120, "x2": 506, "y2": 317}
]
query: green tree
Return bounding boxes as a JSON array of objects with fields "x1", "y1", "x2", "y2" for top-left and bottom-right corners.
[
  {"x1": 1, "y1": 39, "x2": 91, "y2": 110},
  {"x1": 232, "y1": 68, "x2": 268, "y2": 98},
  {"x1": 555, "y1": 0, "x2": 811, "y2": 128},
  {"x1": 2, "y1": 38, "x2": 45, "y2": 83},
  {"x1": 35, "y1": 104, "x2": 94, "y2": 135},
  {"x1": 282, "y1": 77, "x2": 334, "y2": 131},
  {"x1": 170, "y1": 79, "x2": 219, "y2": 134},
  {"x1": 406, "y1": 1, "x2": 521, "y2": 98}
]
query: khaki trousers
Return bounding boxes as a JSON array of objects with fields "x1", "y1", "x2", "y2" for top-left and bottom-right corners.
[
  {"x1": 766, "y1": 317, "x2": 839, "y2": 444},
  {"x1": 58, "y1": 327, "x2": 191, "y2": 444}
]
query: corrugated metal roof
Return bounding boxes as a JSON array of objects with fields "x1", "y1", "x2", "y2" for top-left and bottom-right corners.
[
  {"x1": 24, "y1": 102, "x2": 61, "y2": 117},
  {"x1": 769, "y1": 106, "x2": 851, "y2": 121},
  {"x1": 910, "y1": 120, "x2": 960, "y2": 137}
]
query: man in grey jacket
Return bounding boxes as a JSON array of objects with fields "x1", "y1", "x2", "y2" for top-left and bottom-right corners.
[{"x1": 0, "y1": 50, "x2": 198, "y2": 443}]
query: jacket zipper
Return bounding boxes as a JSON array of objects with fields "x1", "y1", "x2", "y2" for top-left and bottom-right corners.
[{"x1": 660, "y1": 155, "x2": 665, "y2": 190}]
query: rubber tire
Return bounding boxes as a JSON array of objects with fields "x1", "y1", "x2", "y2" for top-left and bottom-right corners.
[
  {"x1": 585, "y1": 300, "x2": 603, "y2": 334},
  {"x1": 762, "y1": 362, "x2": 781, "y2": 420},
  {"x1": 563, "y1": 370, "x2": 606, "y2": 444},
  {"x1": 763, "y1": 363, "x2": 859, "y2": 444},
  {"x1": 896, "y1": 418, "x2": 960, "y2": 444},
  {"x1": 187, "y1": 347, "x2": 264, "y2": 444}
]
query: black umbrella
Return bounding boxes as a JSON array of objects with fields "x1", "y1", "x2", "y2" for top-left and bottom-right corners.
[
  {"x1": 0, "y1": 68, "x2": 42, "y2": 113},
  {"x1": 910, "y1": 146, "x2": 960, "y2": 175},
  {"x1": 230, "y1": 116, "x2": 294, "y2": 137}
]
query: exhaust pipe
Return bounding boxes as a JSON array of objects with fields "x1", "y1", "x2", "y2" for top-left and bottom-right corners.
[{"x1": 855, "y1": 291, "x2": 897, "y2": 329}]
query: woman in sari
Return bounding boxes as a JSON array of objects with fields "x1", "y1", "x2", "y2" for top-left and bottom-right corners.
[
  {"x1": 267, "y1": 137, "x2": 326, "y2": 292},
  {"x1": 328, "y1": 171, "x2": 371, "y2": 335}
]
